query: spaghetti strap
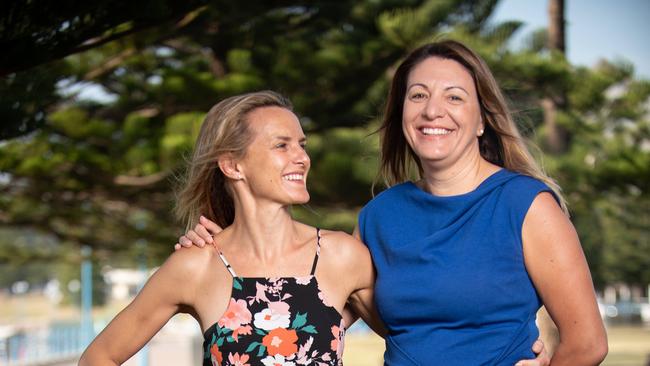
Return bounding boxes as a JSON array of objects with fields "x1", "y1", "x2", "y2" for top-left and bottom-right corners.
[
  {"x1": 309, "y1": 228, "x2": 321, "y2": 276},
  {"x1": 216, "y1": 250, "x2": 237, "y2": 277}
]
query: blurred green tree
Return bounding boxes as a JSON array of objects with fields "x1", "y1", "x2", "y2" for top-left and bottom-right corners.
[{"x1": 0, "y1": 0, "x2": 647, "y2": 290}]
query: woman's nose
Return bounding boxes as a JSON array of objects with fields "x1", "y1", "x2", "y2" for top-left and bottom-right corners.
[
  {"x1": 293, "y1": 146, "x2": 310, "y2": 166},
  {"x1": 422, "y1": 97, "x2": 445, "y2": 120}
]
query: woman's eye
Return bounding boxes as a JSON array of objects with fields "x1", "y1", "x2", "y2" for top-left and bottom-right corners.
[
  {"x1": 409, "y1": 92, "x2": 427, "y2": 101},
  {"x1": 300, "y1": 143, "x2": 307, "y2": 150},
  {"x1": 275, "y1": 143, "x2": 287, "y2": 149},
  {"x1": 449, "y1": 95, "x2": 463, "y2": 102}
]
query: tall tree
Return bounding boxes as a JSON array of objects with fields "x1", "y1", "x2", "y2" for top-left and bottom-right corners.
[{"x1": 542, "y1": 0, "x2": 570, "y2": 153}]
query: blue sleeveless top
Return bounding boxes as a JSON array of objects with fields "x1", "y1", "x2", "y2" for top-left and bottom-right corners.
[{"x1": 358, "y1": 169, "x2": 555, "y2": 365}]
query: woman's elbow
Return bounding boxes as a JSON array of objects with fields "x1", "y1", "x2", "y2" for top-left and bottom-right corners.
[
  {"x1": 588, "y1": 334, "x2": 608, "y2": 364},
  {"x1": 78, "y1": 347, "x2": 117, "y2": 366},
  {"x1": 563, "y1": 332, "x2": 608, "y2": 365}
]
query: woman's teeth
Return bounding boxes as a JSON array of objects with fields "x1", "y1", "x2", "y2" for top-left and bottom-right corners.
[
  {"x1": 421, "y1": 128, "x2": 451, "y2": 135},
  {"x1": 282, "y1": 174, "x2": 304, "y2": 181}
]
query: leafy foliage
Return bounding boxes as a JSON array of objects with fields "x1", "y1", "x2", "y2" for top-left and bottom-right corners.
[{"x1": 0, "y1": 0, "x2": 647, "y2": 289}]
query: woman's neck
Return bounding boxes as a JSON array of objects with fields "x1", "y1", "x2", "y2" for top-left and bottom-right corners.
[
  {"x1": 418, "y1": 153, "x2": 499, "y2": 196},
  {"x1": 221, "y1": 196, "x2": 301, "y2": 262}
]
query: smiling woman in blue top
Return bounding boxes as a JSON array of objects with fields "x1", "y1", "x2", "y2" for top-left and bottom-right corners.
[
  {"x1": 355, "y1": 40, "x2": 607, "y2": 365},
  {"x1": 178, "y1": 40, "x2": 606, "y2": 365}
]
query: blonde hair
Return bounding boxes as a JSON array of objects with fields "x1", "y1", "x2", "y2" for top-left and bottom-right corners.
[
  {"x1": 379, "y1": 40, "x2": 568, "y2": 212},
  {"x1": 175, "y1": 90, "x2": 293, "y2": 230}
]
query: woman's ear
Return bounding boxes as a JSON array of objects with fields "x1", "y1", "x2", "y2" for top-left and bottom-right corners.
[
  {"x1": 217, "y1": 154, "x2": 242, "y2": 180},
  {"x1": 477, "y1": 118, "x2": 485, "y2": 137}
]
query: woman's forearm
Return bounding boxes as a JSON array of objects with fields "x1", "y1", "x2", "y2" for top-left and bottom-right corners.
[
  {"x1": 78, "y1": 347, "x2": 120, "y2": 366},
  {"x1": 549, "y1": 337, "x2": 608, "y2": 366}
]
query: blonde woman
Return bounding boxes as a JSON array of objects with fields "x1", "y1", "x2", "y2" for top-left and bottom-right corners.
[{"x1": 79, "y1": 91, "x2": 381, "y2": 366}]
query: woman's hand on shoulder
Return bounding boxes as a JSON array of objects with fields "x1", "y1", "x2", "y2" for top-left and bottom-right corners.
[
  {"x1": 522, "y1": 192, "x2": 607, "y2": 364},
  {"x1": 174, "y1": 216, "x2": 222, "y2": 250}
]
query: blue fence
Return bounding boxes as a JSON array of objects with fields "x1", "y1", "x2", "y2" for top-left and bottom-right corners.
[{"x1": 1, "y1": 322, "x2": 83, "y2": 366}]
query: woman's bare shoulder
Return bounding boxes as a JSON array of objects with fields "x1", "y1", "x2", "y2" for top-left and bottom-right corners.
[
  {"x1": 157, "y1": 245, "x2": 218, "y2": 284},
  {"x1": 318, "y1": 229, "x2": 370, "y2": 261}
]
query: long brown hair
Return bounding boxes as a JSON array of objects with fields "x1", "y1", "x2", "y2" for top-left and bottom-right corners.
[
  {"x1": 175, "y1": 90, "x2": 293, "y2": 230},
  {"x1": 378, "y1": 40, "x2": 567, "y2": 212}
]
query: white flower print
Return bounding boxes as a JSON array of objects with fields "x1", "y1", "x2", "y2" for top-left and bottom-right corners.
[
  {"x1": 253, "y1": 301, "x2": 291, "y2": 330},
  {"x1": 318, "y1": 291, "x2": 332, "y2": 307},
  {"x1": 261, "y1": 355, "x2": 296, "y2": 366},
  {"x1": 295, "y1": 276, "x2": 312, "y2": 285}
]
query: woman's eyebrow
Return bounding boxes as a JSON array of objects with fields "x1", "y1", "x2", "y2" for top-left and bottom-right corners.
[{"x1": 445, "y1": 85, "x2": 469, "y2": 95}]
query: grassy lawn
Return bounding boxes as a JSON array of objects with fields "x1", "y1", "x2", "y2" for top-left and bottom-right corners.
[
  {"x1": 603, "y1": 325, "x2": 650, "y2": 366},
  {"x1": 344, "y1": 325, "x2": 650, "y2": 365}
]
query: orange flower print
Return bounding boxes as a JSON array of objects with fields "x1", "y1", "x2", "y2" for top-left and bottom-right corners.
[
  {"x1": 232, "y1": 325, "x2": 253, "y2": 342},
  {"x1": 227, "y1": 352, "x2": 251, "y2": 366},
  {"x1": 219, "y1": 298, "x2": 252, "y2": 330},
  {"x1": 330, "y1": 319, "x2": 345, "y2": 359},
  {"x1": 210, "y1": 343, "x2": 223, "y2": 365},
  {"x1": 262, "y1": 328, "x2": 298, "y2": 357}
]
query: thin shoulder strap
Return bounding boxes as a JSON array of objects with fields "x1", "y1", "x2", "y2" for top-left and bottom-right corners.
[
  {"x1": 309, "y1": 228, "x2": 321, "y2": 276},
  {"x1": 216, "y1": 249, "x2": 238, "y2": 277}
]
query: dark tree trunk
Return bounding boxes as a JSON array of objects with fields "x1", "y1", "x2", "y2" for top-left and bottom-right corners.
[{"x1": 543, "y1": 0, "x2": 569, "y2": 154}]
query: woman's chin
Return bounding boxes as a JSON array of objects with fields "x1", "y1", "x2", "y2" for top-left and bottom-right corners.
[{"x1": 290, "y1": 192, "x2": 310, "y2": 205}]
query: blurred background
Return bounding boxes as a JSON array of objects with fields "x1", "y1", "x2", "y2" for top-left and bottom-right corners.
[{"x1": 1, "y1": 0, "x2": 648, "y2": 365}]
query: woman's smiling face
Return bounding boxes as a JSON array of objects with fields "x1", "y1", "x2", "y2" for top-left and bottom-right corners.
[
  {"x1": 237, "y1": 106, "x2": 311, "y2": 205},
  {"x1": 401, "y1": 56, "x2": 484, "y2": 169}
]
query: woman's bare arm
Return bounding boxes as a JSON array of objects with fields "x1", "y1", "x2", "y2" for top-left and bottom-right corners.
[
  {"x1": 523, "y1": 193, "x2": 608, "y2": 365},
  {"x1": 346, "y1": 225, "x2": 387, "y2": 337},
  {"x1": 78, "y1": 248, "x2": 208, "y2": 365}
]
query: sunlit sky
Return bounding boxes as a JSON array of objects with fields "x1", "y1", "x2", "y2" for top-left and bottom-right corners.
[{"x1": 491, "y1": 0, "x2": 650, "y2": 79}]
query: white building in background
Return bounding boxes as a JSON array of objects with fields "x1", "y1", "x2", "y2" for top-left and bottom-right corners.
[{"x1": 102, "y1": 268, "x2": 155, "y2": 302}]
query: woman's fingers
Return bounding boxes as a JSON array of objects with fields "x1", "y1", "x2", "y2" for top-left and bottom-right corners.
[
  {"x1": 185, "y1": 230, "x2": 205, "y2": 247},
  {"x1": 195, "y1": 223, "x2": 213, "y2": 244},
  {"x1": 514, "y1": 339, "x2": 549, "y2": 366},
  {"x1": 173, "y1": 235, "x2": 197, "y2": 251},
  {"x1": 174, "y1": 216, "x2": 224, "y2": 251},
  {"x1": 199, "y1": 215, "x2": 223, "y2": 235},
  {"x1": 514, "y1": 339, "x2": 550, "y2": 366}
]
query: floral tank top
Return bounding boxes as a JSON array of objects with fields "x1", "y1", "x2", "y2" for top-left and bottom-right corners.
[{"x1": 202, "y1": 229, "x2": 345, "y2": 366}]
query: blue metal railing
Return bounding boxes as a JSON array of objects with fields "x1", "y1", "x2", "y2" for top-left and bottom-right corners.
[{"x1": 1, "y1": 322, "x2": 82, "y2": 366}]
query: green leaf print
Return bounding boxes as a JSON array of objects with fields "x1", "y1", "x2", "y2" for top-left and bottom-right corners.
[
  {"x1": 226, "y1": 336, "x2": 235, "y2": 342},
  {"x1": 257, "y1": 345, "x2": 266, "y2": 357},
  {"x1": 245, "y1": 341, "x2": 262, "y2": 353},
  {"x1": 255, "y1": 328, "x2": 267, "y2": 336},
  {"x1": 292, "y1": 312, "x2": 307, "y2": 329},
  {"x1": 301, "y1": 325, "x2": 318, "y2": 334},
  {"x1": 233, "y1": 277, "x2": 243, "y2": 290},
  {"x1": 217, "y1": 337, "x2": 224, "y2": 346}
]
